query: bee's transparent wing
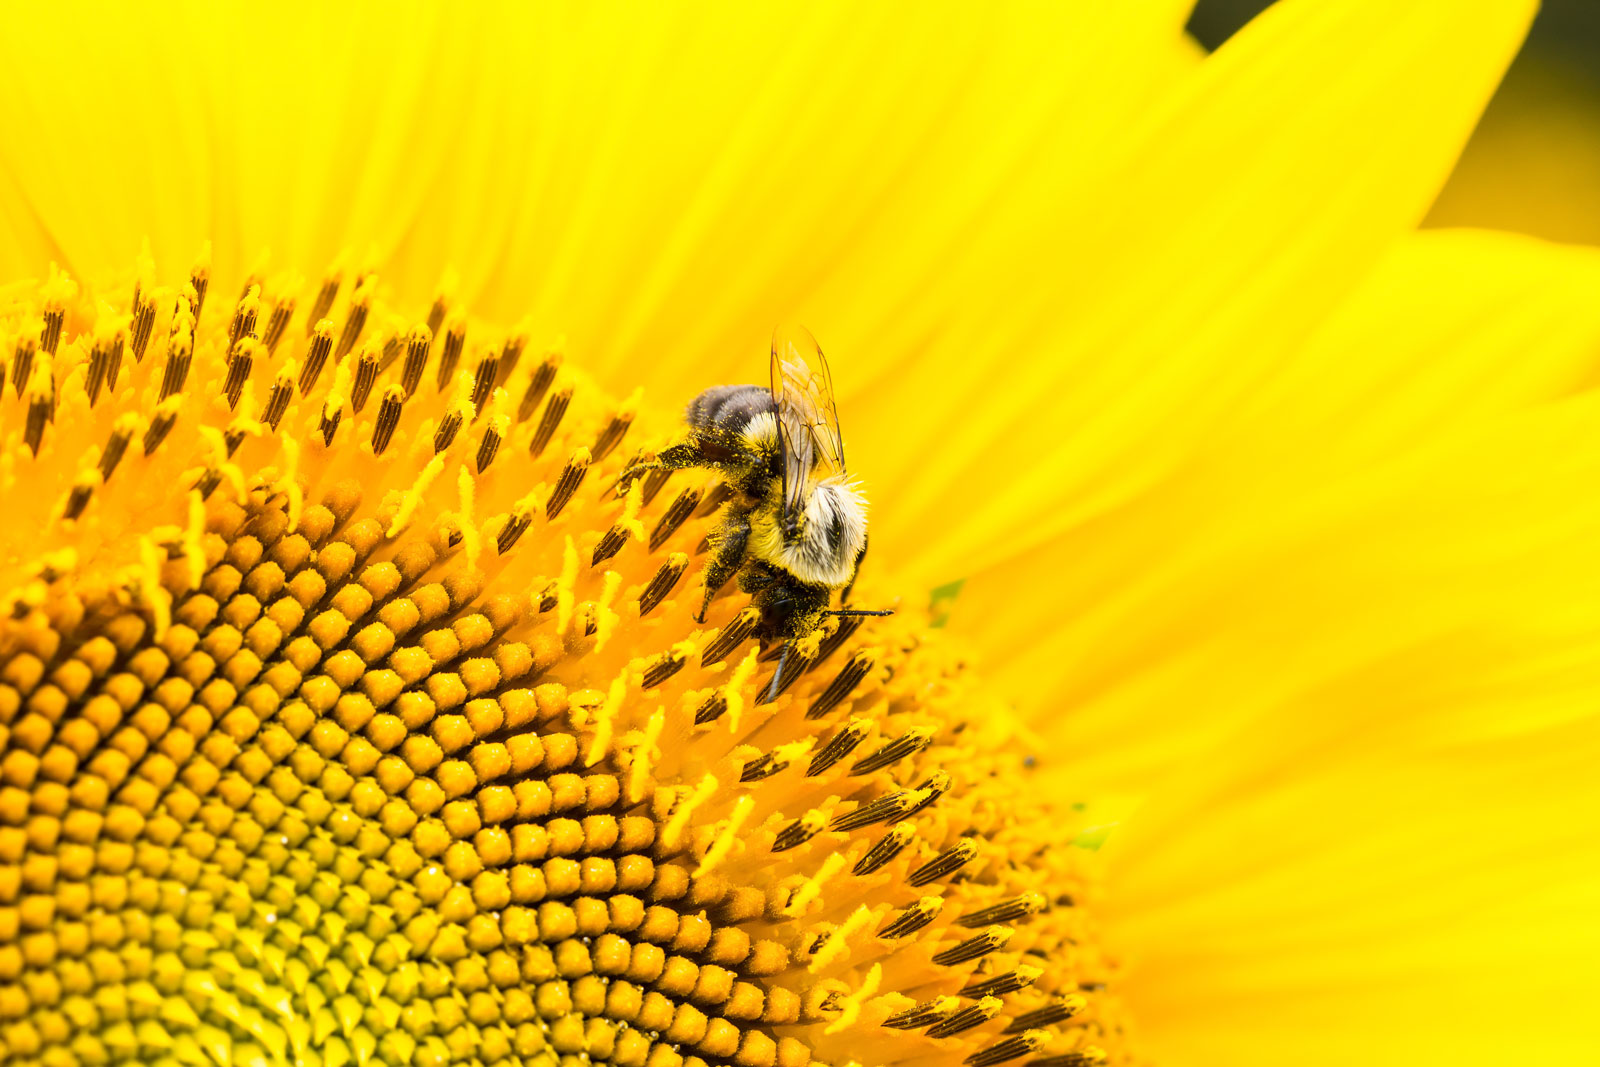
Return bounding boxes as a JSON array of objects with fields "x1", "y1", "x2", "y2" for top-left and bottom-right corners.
[{"x1": 770, "y1": 324, "x2": 846, "y2": 527}]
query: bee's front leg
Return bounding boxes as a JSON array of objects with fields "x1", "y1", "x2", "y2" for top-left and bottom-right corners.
[
  {"x1": 618, "y1": 439, "x2": 712, "y2": 490},
  {"x1": 697, "y1": 516, "x2": 751, "y2": 624}
]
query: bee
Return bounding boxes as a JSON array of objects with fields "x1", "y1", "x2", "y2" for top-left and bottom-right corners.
[{"x1": 632, "y1": 326, "x2": 891, "y2": 678}]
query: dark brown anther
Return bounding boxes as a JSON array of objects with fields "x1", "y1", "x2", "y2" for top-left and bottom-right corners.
[
  {"x1": 263, "y1": 298, "x2": 294, "y2": 354},
  {"x1": 517, "y1": 352, "x2": 561, "y2": 422},
  {"x1": 694, "y1": 482, "x2": 734, "y2": 517},
  {"x1": 882, "y1": 998, "x2": 957, "y2": 1031},
  {"x1": 436, "y1": 320, "x2": 465, "y2": 391},
  {"x1": 100, "y1": 422, "x2": 133, "y2": 481},
  {"x1": 852, "y1": 823, "x2": 915, "y2": 876},
  {"x1": 739, "y1": 748, "x2": 793, "y2": 783},
  {"x1": 379, "y1": 330, "x2": 403, "y2": 371},
  {"x1": 915, "y1": 844, "x2": 972, "y2": 895},
  {"x1": 10, "y1": 336, "x2": 36, "y2": 398},
  {"x1": 1002, "y1": 996, "x2": 1085, "y2": 1035},
  {"x1": 958, "y1": 892, "x2": 1047, "y2": 929},
  {"x1": 960, "y1": 966, "x2": 1042, "y2": 999},
  {"x1": 807, "y1": 648, "x2": 875, "y2": 720},
  {"x1": 904, "y1": 770, "x2": 951, "y2": 818},
  {"x1": 809, "y1": 614, "x2": 865, "y2": 672},
  {"x1": 104, "y1": 332, "x2": 127, "y2": 393},
  {"x1": 300, "y1": 321, "x2": 335, "y2": 395},
  {"x1": 850, "y1": 727, "x2": 934, "y2": 777},
  {"x1": 475, "y1": 424, "x2": 502, "y2": 474},
  {"x1": 159, "y1": 337, "x2": 193, "y2": 402},
  {"x1": 229, "y1": 286, "x2": 260, "y2": 349},
  {"x1": 193, "y1": 468, "x2": 223, "y2": 501},
  {"x1": 640, "y1": 466, "x2": 672, "y2": 506},
  {"x1": 806, "y1": 719, "x2": 871, "y2": 779},
  {"x1": 772, "y1": 813, "x2": 823, "y2": 853},
  {"x1": 63, "y1": 477, "x2": 96, "y2": 521},
  {"x1": 470, "y1": 353, "x2": 498, "y2": 419},
  {"x1": 700, "y1": 608, "x2": 759, "y2": 666},
  {"x1": 130, "y1": 291, "x2": 157, "y2": 362},
  {"x1": 497, "y1": 332, "x2": 528, "y2": 386},
  {"x1": 371, "y1": 387, "x2": 405, "y2": 456},
  {"x1": 964, "y1": 1032, "x2": 1046, "y2": 1067},
  {"x1": 307, "y1": 272, "x2": 340, "y2": 335},
  {"x1": 649, "y1": 488, "x2": 702, "y2": 552},
  {"x1": 224, "y1": 425, "x2": 247, "y2": 457},
  {"x1": 188, "y1": 263, "x2": 209, "y2": 321},
  {"x1": 879, "y1": 897, "x2": 942, "y2": 939},
  {"x1": 831, "y1": 788, "x2": 924, "y2": 832},
  {"x1": 925, "y1": 999, "x2": 1002, "y2": 1040},
  {"x1": 591, "y1": 409, "x2": 634, "y2": 462},
  {"x1": 591, "y1": 526, "x2": 630, "y2": 567},
  {"x1": 400, "y1": 325, "x2": 432, "y2": 398},
  {"x1": 350, "y1": 344, "x2": 380, "y2": 413},
  {"x1": 85, "y1": 338, "x2": 113, "y2": 407},
  {"x1": 693, "y1": 692, "x2": 728, "y2": 725},
  {"x1": 930, "y1": 925, "x2": 1010, "y2": 967},
  {"x1": 545, "y1": 448, "x2": 592, "y2": 520},
  {"x1": 641, "y1": 650, "x2": 687, "y2": 690},
  {"x1": 638, "y1": 553, "x2": 688, "y2": 617},
  {"x1": 224, "y1": 340, "x2": 255, "y2": 411},
  {"x1": 434, "y1": 411, "x2": 462, "y2": 453},
  {"x1": 756, "y1": 642, "x2": 818, "y2": 706},
  {"x1": 496, "y1": 510, "x2": 534, "y2": 555},
  {"x1": 529, "y1": 387, "x2": 572, "y2": 457},
  {"x1": 24, "y1": 391, "x2": 50, "y2": 456},
  {"x1": 319, "y1": 404, "x2": 342, "y2": 446},
  {"x1": 40, "y1": 304, "x2": 65, "y2": 355},
  {"x1": 263, "y1": 374, "x2": 293, "y2": 431},
  {"x1": 426, "y1": 296, "x2": 448, "y2": 337},
  {"x1": 143, "y1": 403, "x2": 178, "y2": 455},
  {"x1": 335, "y1": 287, "x2": 370, "y2": 360}
]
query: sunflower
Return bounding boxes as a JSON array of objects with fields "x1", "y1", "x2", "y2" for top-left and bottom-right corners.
[{"x1": 4, "y1": 1, "x2": 1600, "y2": 1066}]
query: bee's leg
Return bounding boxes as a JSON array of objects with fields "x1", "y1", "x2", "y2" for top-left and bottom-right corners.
[
  {"x1": 618, "y1": 439, "x2": 711, "y2": 490},
  {"x1": 841, "y1": 534, "x2": 870, "y2": 605},
  {"x1": 697, "y1": 515, "x2": 750, "y2": 624}
]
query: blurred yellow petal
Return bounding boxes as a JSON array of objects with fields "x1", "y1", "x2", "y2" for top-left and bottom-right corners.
[
  {"x1": 962, "y1": 231, "x2": 1600, "y2": 796},
  {"x1": 870, "y1": 0, "x2": 1535, "y2": 590},
  {"x1": 1102, "y1": 400, "x2": 1600, "y2": 1061}
]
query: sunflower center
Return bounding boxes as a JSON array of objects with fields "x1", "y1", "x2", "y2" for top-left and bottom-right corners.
[{"x1": 0, "y1": 255, "x2": 1128, "y2": 1066}]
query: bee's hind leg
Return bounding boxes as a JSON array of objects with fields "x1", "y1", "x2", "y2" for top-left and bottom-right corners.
[{"x1": 697, "y1": 516, "x2": 751, "y2": 624}]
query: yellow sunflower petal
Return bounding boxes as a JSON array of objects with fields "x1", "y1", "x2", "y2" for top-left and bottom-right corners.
[
  {"x1": 866, "y1": 0, "x2": 1536, "y2": 589},
  {"x1": 954, "y1": 230, "x2": 1600, "y2": 796},
  {"x1": 0, "y1": 2, "x2": 1194, "y2": 358},
  {"x1": 1103, "y1": 445, "x2": 1600, "y2": 1064}
]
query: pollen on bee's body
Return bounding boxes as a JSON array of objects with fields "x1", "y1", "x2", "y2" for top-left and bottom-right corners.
[{"x1": 0, "y1": 253, "x2": 1128, "y2": 1067}]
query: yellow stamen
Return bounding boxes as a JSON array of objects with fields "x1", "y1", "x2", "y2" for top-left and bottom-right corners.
[
  {"x1": 786, "y1": 852, "x2": 847, "y2": 917},
  {"x1": 822, "y1": 961, "x2": 882, "y2": 1035},
  {"x1": 694, "y1": 793, "x2": 754, "y2": 877},
  {"x1": 662, "y1": 773, "x2": 718, "y2": 851},
  {"x1": 626, "y1": 706, "x2": 666, "y2": 804},
  {"x1": 386, "y1": 453, "x2": 445, "y2": 537},
  {"x1": 555, "y1": 534, "x2": 578, "y2": 635}
]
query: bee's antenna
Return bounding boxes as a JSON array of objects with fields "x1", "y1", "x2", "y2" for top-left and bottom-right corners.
[{"x1": 824, "y1": 609, "x2": 895, "y2": 617}]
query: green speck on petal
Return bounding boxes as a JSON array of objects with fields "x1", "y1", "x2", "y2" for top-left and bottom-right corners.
[{"x1": 928, "y1": 578, "x2": 965, "y2": 628}]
